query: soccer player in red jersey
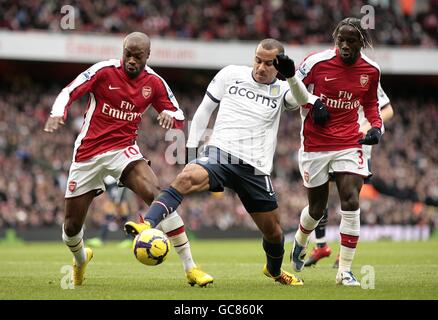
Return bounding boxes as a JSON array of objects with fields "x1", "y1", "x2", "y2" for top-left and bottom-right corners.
[
  {"x1": 44, "y1": 32, "x2": 213, "y2": 287},
  {"x1": 304, "y1": 84, "x2": 394, "y2": 268},
  {"x1": 290, "y1": 18, "x2": 383, "y2": 286}
]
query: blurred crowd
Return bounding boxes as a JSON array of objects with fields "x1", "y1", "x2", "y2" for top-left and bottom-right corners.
[
  {"x1": 1, "y1": 0, "x2": 437, "y2": 47},
  {"x1": 0, "y1": 78, "x2": 437, "y2": 233}
]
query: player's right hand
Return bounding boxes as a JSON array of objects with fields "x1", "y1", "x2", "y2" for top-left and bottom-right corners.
[
  {"x1": 43, "y1": 116, "x2": 64, "y2": 132},
  {"x1": 312, "y1": 99, "x2": 330, "y2": 125},
  {"x1": 273, "y1": 53, "x2": 295, "y2": 78}
]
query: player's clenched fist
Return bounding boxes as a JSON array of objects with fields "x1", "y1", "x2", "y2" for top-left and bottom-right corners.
[
  {"x1": 312, "y1": 99, "x2": 330, "y2": 126},
  {"x1": 157, "y1": 111, "x2": 175, "y2": 130},
  {"x1": 44, "y1": 116, "x2": 65, "y2": 132},
  {"x1": 359, "y1": 127, "x2": 381, "y2": 145},
  {"x1": 273, "y1": 53, "x2": 295, "y2": 78}
]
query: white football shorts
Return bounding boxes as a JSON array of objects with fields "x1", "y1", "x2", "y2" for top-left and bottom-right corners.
[
  {"x1": 298, "y1": 147, "x2": 371, "y2": 188},
  {"x1": 65, "y1": 144, "x2": 145, "y2": 198}
]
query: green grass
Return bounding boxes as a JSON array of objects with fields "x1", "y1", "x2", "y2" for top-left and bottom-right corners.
[{"x1": 0, "y1": 239, "x2": 437, "y2": 300}]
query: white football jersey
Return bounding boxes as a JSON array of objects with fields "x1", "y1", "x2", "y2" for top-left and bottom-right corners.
[{"x1": 205, "y1": 65, "x2": 293, "y2": 174}]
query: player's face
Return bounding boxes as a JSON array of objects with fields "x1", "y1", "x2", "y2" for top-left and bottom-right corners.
[
  {"x1": 123, "y1": 41, "x2": 150, "y2": 79},
  {"x1": 336, "y1": 25, "x2": 362, "y2": 65},
  {"x1": 253, "y1": 46, "x2": 279, "y2": 84}
]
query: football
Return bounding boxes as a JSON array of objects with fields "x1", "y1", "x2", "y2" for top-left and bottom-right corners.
[{"x1": 132, "y1": 229, "x2": 170, "y2": 266}]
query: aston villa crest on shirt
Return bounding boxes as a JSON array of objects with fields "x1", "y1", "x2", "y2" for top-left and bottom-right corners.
[
  {"x1": 360, "y1": 74, "x2": 369, "y2": 87},
  {"x1": 142, "y1": 86, "x2": 152, "y2": 99},
  {"x1": 270, "y1": 84, "x2": 280, "y2": 96}
]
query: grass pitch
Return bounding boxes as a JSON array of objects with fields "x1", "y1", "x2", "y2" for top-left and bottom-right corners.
[{"x1": 0, "y1": 239, "x2": 437, "y2": 300}]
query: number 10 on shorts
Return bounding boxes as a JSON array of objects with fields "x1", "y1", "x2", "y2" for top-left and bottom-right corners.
[{"x1": 124, "y1": 146, "x2": 139, "y2": 158}]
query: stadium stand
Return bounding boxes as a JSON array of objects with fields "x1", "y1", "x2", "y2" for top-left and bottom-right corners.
[{"x1": 0, "y1": 0, "x2": 436, "y2": 46}]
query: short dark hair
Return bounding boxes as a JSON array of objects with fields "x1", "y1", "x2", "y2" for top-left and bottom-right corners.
[
  {"x1": 258, "y1": 38, "x2": 285, "y2": 54},
  {"x1": 332, "y1": 17, "x2": 373, "y2": 49}
]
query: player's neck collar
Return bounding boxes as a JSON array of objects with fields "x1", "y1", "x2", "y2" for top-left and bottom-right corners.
[{"x1": 251, "y1": 72, "x2": 277, "y2": 85}]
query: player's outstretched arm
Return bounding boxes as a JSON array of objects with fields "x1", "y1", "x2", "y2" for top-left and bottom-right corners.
[
  {"x1": 185, "y1": 94, "x2": 219, "y2": 162},
  {"x1": 275, "y1": 54, "x2": 329, "y2": 124},
  {"x1": 43, "y1": 116, "x2": 65, "y2": 133}
]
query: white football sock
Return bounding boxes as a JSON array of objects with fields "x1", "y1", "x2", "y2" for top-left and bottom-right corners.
[
  {"x1": 295, "y1": 206, "x2": 320, "y2": 247},
  {"x1": 315, "y1": 236, "x2": 327, "y2": 245},
  {"x1": 62, "y1": 224, "x2": 86, "y2": 266},
  {"x1": 157, "y1": 211, "x2": 196, "y2": 272},
  {"x1": 338, "y1": 209, "x2": 360, "y2": 274}
]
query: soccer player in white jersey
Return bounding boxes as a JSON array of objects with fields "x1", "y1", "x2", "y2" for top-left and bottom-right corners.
[
  {"x1": 304, "y1": 83, "x2": 394, "y2": 268},
  {"x1": 125, "y1": 38, "x2": 329, "y2": 286},
  {"x1": 43, "y1": 32, "x2": 213, "y2": 287}
]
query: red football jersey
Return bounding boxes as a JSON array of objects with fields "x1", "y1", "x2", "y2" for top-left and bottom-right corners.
[
  {"x1": 296, "y1": 48, "x2": 382, "y2": 152},
  {"x1": 50, "y1": 59, "x2": 184, "y2": 162}
]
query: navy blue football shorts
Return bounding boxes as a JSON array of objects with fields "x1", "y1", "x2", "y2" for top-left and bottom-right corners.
[{"x1": 192, "y1": 146, "x2": 278, "y2": 213}]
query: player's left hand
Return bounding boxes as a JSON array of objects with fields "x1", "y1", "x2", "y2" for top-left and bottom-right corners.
[
  {"x1": 359, "y1": 127, "x2": 381, "y2": 145},
  {"x1": 157, "y1": 112, "x2": 174, "y2": 130},
  {"x1": 43, "y1": 116, "x2": 65, "y2": 133},
  {"x1": 312, "y1": 99, "x2": 330, "y2": 125},
  {"x1": 273, "y1": 53, "x2": 295, "y2": 78}
]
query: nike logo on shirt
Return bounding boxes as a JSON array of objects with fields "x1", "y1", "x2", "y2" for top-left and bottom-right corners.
[
  {"x1": 109, "y1": 85, "x2": 121, "y2": 90},
  {"x1": 324, "y1": 77, "x2": 337, "y2": 81}
]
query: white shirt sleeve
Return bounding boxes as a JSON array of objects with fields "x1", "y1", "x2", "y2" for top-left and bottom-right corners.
[
  {"x1": 186, "y1": 94, "x2": 219, "y2": 148},
  {"x1": 283, "y1": 75, "x2": 317, "y2": 110},
  {"x1": 51, "y1": 89, "x2": 71, "y2": 117},
  {"x1": 378, "y1": 82, "x2": 390, "y2": 108}
]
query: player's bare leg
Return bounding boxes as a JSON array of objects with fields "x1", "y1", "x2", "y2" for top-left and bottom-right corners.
[
  {"x1": 64, "y1": 191, "x2": 96, "y2": 285},
  {"x1": 291, "y1": 182, "x2": 329, "y2": 272},
  {"x1": 122, "y1": 161, "x2": 213, "y2": 286},
  {"x1": 251, "y1": 210, "x2": 303, "y2": 286},
  {"x1": 334, "y1": 173, "x2": 363, "y2": 286}
]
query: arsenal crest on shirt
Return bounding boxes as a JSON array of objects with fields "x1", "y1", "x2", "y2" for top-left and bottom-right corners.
[
  {"x1": 142, "y1": 86, "x2": 152, "y2": 99},
  {"x1": 360, "y1": 74, "x2": 369, "y2": 87}
]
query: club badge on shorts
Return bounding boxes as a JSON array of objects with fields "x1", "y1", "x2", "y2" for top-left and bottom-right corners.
[
  {"x1": 142, "y1": 86, "x2": 152, "y2": 99},
  {"x1": 68, "y1": 181, "x2": 77, "y2": 192},
  {"x1": 304, "y1": 171, "x2": 310, "y2": 183}
]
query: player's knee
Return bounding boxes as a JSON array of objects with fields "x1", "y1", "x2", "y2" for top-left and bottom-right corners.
[
  {"x1": 63, "y1": 220, "x2": 82, "y2": 237},
  {"x1": 340, "y1": 192, "x2": 360, "y2": 211},
  {"x1": 173, "y1": 170, "x2": 196, "y2": 194},
  {"x1": 308, "y1": 204, "x2": 326, "y2": 220},
  {"x1": 262, "y1": 222, "x2": 283, "y2": 243}
]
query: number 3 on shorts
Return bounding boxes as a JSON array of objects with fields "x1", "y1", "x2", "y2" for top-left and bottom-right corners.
[{"x1": 357, "y1": 149, "x2": 364, "y2": 165}]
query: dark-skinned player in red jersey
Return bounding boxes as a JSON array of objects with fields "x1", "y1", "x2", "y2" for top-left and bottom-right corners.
[
  {"x1": 44, "y1": 32, "x2": 213, "y2": 287},
  {"x1": 290, "y1": 18, "x2": 383, "y2": 286}
]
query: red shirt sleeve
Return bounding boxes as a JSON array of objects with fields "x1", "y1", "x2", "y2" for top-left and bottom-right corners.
[
  {"x1": 58, "y1": 68, "x2": 101, "y2": 120},
  {"x1": 151, "y1": 77, "x2": 185, "y2": 129},
  {"x1": 362, "y1": 69, "x2": 382, "y2": 129}
]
